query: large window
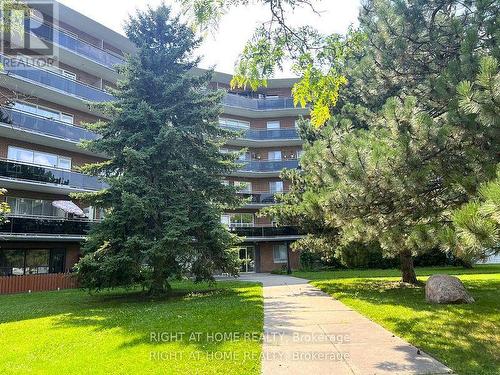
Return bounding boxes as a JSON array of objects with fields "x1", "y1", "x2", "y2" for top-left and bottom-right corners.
[
  {"x1": 268, "y1": 151, "x2": 282, "y2": 161},
  {"x1": 13, "y1": 101, "x2": 75, "y2": 124},
  {"x1": 219, "y1": 118, "x2": 250, "y2": 130},
  {"x1": 273, "y1": 244, "x2": 288, "y2": 264},
  {"x1": 8, "y1": 146, "x2": 72, "y2": 170},
  {"x1": 269, "y1": 181, "x2": 284, "y2": 193},
  {"x1": 0, "y1": 249, "x2": 65, "y2": 276},
  {"x1": 6, "y1": 197, "x2": 65, "y2": 218},
  {"x1": 267, "y1": 121, "x2": 281, "y2": 130},
  {"x1": 221, "y1": 213, "x2": 254, "y2": 227},
  {"x1": 234, "y1": 181, "x2": 252, "y2": 193}
]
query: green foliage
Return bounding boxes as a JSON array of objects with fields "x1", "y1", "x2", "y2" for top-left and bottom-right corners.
[
  {"x1": 0, "y1": 188, "x2": 11, "y2": 224},
  {"x1": 264, "y1": 0, "x2": 499, "y2": 283},
  {"x1": 74, "y1": 5, "x2": 243, "y2": 294},
  {"x1": 442, "y1": 170, "x2": 500, "y2": 264}
]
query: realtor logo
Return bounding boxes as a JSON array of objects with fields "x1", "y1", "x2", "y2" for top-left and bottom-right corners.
[{"x1": 1, "y1": 0, "x2": 58, "y2": 58}]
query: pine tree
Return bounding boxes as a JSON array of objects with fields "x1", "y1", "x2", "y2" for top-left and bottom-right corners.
[
  {"x1": 265, "y1": 0, "x2": 499, "y2": 283},
  {"x1": 74, "y1": 5, "x2": 242, "y2": 295}
]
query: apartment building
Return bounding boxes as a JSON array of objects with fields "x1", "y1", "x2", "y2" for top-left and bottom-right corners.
[{"x1": 0, "y1": 1, "x2": 306, "y2": 285}]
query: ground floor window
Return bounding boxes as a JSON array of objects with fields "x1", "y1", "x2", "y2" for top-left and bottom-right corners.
[
  {"x1": 273, "y1": 244, "x2": 288, "y2": 264},
  {"x1": 0, "y1": 249, "x2": 65, "y2": 276}
]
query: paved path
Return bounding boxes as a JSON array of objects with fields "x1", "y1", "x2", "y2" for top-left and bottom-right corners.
[{"x1": 239, "y1": 274, "x2": 452, "y2": 375}]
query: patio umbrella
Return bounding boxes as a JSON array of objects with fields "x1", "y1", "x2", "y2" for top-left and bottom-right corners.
[{"x1": 52, "y1": 200, "x2": 85, "y2": 217}]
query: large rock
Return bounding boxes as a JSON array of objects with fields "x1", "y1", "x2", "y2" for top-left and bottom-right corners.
[{"x1": 425, "y1": 274, "x2": 475, "y2": 304}]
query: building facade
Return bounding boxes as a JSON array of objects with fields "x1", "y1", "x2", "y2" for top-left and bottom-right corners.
[{"x1": 0, "y1": 0, "x2": 306, "y2": 285}]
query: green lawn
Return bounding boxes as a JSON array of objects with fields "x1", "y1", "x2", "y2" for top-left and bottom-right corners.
[
  {"x1": 295, "y1": 265, "x2": 500, "y2": 375},
  {"x1": 0, "y1": 281, "x2": 263, "y2": 375}
]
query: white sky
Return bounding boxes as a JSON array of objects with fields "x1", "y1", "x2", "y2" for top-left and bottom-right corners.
[{"x1": 57, "y1": 0, "x2": 361, "y2": 76}]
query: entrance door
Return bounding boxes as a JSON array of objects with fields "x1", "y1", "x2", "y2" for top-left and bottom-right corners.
[{"x1": 239, "y1": 246, "x2": 256, "y2": 273}]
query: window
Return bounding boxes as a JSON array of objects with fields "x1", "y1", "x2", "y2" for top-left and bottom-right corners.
[
  {"x1": 60, "y1": 70, "x2": 77, "y2": 80},
  {"x1": 8, "y1": 146, "x2": 72, "y2": 170},
  {"x1": 6, "y1": 197, "x2": 65, "y2": 218},
  {"x1": 60, "y1": 113, "x2": 74, "y2": 124},
  {"x1": 0, "y1": 249, "x2": 65, "y2": 276},
  {"x1": 221, "y1": 214, "x2": 231, "y2": 227},
  {"x1": 219, "y1": 118, "x2": 250, "y2": 129},
  {"x1": 267, "y1": 121, "x2": 280, "y2": 130},
  {"x1": 25, "y1": 250, "x2": 50, "y2": 275},
  {"x1": 234, "y1": 181, "x2": 252, "y2": 193},
  {"x1": 239, "y1": 152, "x2": 251, "y2": 161},
  {"x1": 0, "y1": 250, "x2": 24, "y2": 276},
  {"x1": 269, "y1": 181, "x2": 284, "y2": 193},
  {"x1": 13, "y1": 102, "x2": 75, "y2": 124},
  {"x1": 268, "y1": 151, "x2": 282, "y2": 161},
  {"x1": 273, "y1": 244, "x2": 288, "y2": 264},
  {"x1": 221, "y1": 213, "x2": 254, "y2": 227}
]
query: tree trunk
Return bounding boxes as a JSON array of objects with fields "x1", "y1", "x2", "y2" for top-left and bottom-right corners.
[
  {"x1": 149, "y1": 265, "x2": 170, "y2": 296},
  {"x1": 399, "y1": 250, "x2": 418, "y2": 284}
]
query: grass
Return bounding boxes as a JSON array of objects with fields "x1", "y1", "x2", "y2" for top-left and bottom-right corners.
[
  {"x1": 0, "y1": 281, "x2": 263, "y2": 375},
  {"x1": 295, "y1": 265, "x2": 500, "y2": 375}
]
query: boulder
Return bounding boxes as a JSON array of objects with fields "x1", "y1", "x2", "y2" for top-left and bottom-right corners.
[{"x1": 425, "y1": 274, "x2": 475, "y2": 304}]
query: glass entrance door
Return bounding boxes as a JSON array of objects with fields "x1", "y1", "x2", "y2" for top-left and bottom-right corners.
[{"x1": 239, "y1": 246, "x2": 256, "y2": 273}]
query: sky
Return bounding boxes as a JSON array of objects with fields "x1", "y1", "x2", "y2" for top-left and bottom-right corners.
[{"x1": 57, "y1": 0, "x2": 361, "y2": 76}]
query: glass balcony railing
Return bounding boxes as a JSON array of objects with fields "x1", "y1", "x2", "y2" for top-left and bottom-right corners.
[
  {"x1": 1, "y1": 56, "x2": 114, "y2": 102},
  {"x1": 0, "y1": 159, "x2": 107, "y2": 191},
  {"x1": 239, "y1": 159, "x2": 299, "y2": 172},
  {"x1": 230, "y1": 225, "x2": 300, "y2": 237},
  {"x1": 1, "y1": 108, "x2": 99, "y2": 143},
  {"x1": 0, "y1": 216, "x2": 91, "y2": 236},
  {"x1": 222, "y1": 125, "x2": 300, "y2": 141},
  {"x1": 29, "y1": 20, "x2": 124, "y2": 70},
  {"x1": 223, "y1": 93, "x2": 299, "y2": 111},
  {"x1": 240, "y1": 192, "x2": 279, "y2": 204}
]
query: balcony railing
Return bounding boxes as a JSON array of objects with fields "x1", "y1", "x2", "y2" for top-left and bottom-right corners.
[
  {"x1": 29, "y1": 20, "x2": 124, "y2": 70},
  {"x1": 0, "y1": 159, "x2": 107, "y2": 191},
  {"x1": 239, "y1": 159, "x2": 299, "y2": 172},
  {"x1": 222, "y1": 125, "x2": 300, "y2": 141},
  {"x1": 223, "y1": 93, "x2": 299, "y2": 111},
  {"x1": 0, "y1": 216, "x2": 91, "y2": 236},
  {"x1": 230, "y1": 225, "x2": 300, "y2": 237},
  {"x1": 1, "y1": 108, "x2": 99, "y2": 143},
  {"x1": 1, "y1": 56, "x2": 114, "y2": 102},
  {"x1": 240, "y1": 192, "x2": 279, "y2": 204}
]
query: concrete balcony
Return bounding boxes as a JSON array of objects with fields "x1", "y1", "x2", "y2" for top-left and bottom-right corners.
[
  {"x1": 0, "y1": 215, "x2": 91, "y2": 241},
  {"x1": 1, "y1": 56, "x2": 113, "y2": 103},
  {"x1": 229, "y1": 225, "x2": 301, "y2": 242},
  {"x1": 1, "y1": 108, "x2": 98, "y2": 143},
  {"x1": 222, "y1": 125, "x2": 302, "y2": 147},
  {"x1": 233, "y1": 159, "x2": 300, "y2": 177},
  {"x1": 239, "y1": 191, "x2": 289, "y2": 207},
  {"x1": 30, "y1": 21, "x2": 123, "y2": 71},
  {"x1": 0, "y1": 159, "x2": 106, "y2": 194},
  {"x1": 222, "y1": 93, "x2": 309, "y2": 118}
]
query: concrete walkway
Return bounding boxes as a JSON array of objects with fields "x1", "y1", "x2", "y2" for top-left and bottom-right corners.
[{"x1": 239, "y1": 274, "x2": 452, "y2": 375}]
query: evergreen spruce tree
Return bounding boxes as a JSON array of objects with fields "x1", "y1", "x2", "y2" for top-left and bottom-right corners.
[{"x1": 74, "y1": 5, "x2": 242, "y2": 295}]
